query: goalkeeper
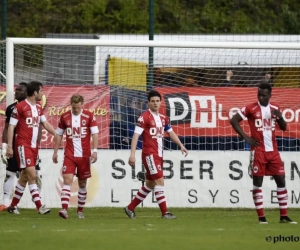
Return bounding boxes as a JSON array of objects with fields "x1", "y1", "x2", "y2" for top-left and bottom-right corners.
[{"x1": 0, "y1": 82, "x2": 42, "y2": 211}]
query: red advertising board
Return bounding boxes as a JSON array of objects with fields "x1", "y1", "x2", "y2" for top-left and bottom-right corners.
[
  {"x1": 0, "y1": 85, "x2": 110, "y2": 148},
  {"x1": 155, "y1": 87, "x2": 300, "y2": 138}
]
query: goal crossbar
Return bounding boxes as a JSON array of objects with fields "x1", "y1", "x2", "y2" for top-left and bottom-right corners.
[{"x1": 6, "y1": 37, "x2": 300, "y2": 105}]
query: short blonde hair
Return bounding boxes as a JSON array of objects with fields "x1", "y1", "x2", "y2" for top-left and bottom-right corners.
[{"x1": 70, "y1": 94, "x2": 84, "y2": 104}]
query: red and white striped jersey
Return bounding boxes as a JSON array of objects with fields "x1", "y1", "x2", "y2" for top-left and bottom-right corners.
[
  {"x1": 9, "y1": 99, "x2": 46, "y2": 148},
  {"x1": 56, "y1": 109, "x2": 99, "y2": 157},
  {"x1": 238, "y1": 102, "x2": 281, "y2": 152},
  {"x1": 135, "y1": 109, "x2": 172, "y2": 157}
]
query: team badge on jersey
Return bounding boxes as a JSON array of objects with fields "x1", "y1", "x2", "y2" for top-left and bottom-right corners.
[
  {"x1": 66, "y1": 120, "x2": 70, "y2": 126},
  {"x1": 253, "y1": 166, "x2": 258, "y2": 173},
  {"x1": 255, "y1": 112, "x2": 261, "y2": 117},
  {"x1": 82, "y1": 120, "x2": 86, "y2": 126},
  {"x1": 62, "y1": 166, "x2": 67, "y2": 172},
  {"x1": 27, "y1": 159, "x2": 31, "y2": 165},
  {"x1": 27, "y1": 111, "x2": 31, "y2": 116}
]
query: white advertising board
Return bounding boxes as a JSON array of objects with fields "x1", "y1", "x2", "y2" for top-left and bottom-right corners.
[{"x1": 11, "y1": 150, "x2": 300, "y2": 208}]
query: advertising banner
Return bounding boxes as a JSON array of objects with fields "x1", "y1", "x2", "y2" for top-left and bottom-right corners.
[
  {"x1": 155, "y1": 87, "x2": 300, "y2": 138},
  {"x1": 0, "y1": 85, "x2": 110, "y2": 148},
  {"x1": 14, "y1": 150, "x2": 300, "y2": 208}
]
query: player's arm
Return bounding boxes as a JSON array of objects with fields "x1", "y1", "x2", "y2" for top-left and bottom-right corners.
[
  {"x1": 230, "y1": 112, "x2": 260, "y2": 147},
  {"x1": 272, "y1": 109, "x2": 286, "y2": 131},
  {"x1": 91, "y1": 133, "x2": 98, "y2": 163},
  {"x1": 128, "y1": 133, "x2": 140, "y2": 167},
  {"x1": 6, "y1": 106, "x2": 19, "y2": 159},
  {"x1": 165, "y1": 118, "x2": 188, "y2": 156},
  {"x1": 52, "y1": 115, "x2": 65, "y2": 164},
  {"x1": 168, "y1": 131, "x2": 188, "y2": 156},
  {"x1": 1, "y1": 122, "x2": 9, "y2": 164},
  {"x1": 6, "y1": 124, "x2": 16, "y2": 158},
  {"x1": 37, "y1": 124, "x2": 42, "y2": 143},
  {"x1": 128, "y1": 115, "x2": 145, "y2": 167},
  {"x1": 89, "y1": 115, "x2": 99, "y2": 163},
  {"x1": 2, "y1": 106, "x2": 11, "y2": 163},
  {"x1": 52, "y1": 134, "x2": 63, "y2": 164},
  {"x1": 41, "y1": 121, "x2": 56, "y2": 136}
]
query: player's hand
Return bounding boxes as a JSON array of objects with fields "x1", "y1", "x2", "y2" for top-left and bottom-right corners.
[
  {"x1": 91, "y1": 152, "x2": 97, "y2": 163},
  {"x1": 180, "y1": 145, "x2": 188, "y2": 157},
  {"x1": 1, "y1": 143, "x2": 8, "y2": 164},
  {"x1": 245, "y1": 137, "x2": 260, "y2": 148},
  {"x1": 128, "y1": 155, "x2": 135, "y2": 167},
  {"x1": 271, "y1": 109, "x2": 283, "y2": 119},
  {"x1": 52, "y1": 152, "x2": 58, "y2": 164},
  {"x1": 6, "y1": 146, "x2": 13, "y2": 159}
]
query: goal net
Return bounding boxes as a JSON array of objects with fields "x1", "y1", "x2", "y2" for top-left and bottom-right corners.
[{"x1": 0, "y1": 38, "x2": 300, "y2": 209}]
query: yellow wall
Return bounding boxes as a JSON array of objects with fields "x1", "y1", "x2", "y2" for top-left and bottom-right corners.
[
  {"x1": 273, "y1": 67, "x2": 300, "y2": 87},
  {"x1": 108, "y1": 57, "x2": 147, "y2": 91}
]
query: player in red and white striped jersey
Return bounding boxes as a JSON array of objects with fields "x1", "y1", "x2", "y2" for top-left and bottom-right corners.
[
  {"x1": 230, "y1": 81, "x2": 296, "y2": 224},
  {"x1": 52, "y1": 94, "x2": 99, "y2": 219},
  {"x1": 6, "y1": 81, "x2": 56, "y2": 215},
  {"x1": 124, "y1": 90, "x2": 188, "y2": 219}
]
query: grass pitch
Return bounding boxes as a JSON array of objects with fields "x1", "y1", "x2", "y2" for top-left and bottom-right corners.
[{"x1": 0, "y1": 208, "x2": 299, "y2": 250}]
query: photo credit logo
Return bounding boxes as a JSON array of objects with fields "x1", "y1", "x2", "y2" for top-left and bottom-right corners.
[{"x1": 265, "y1": 235, "x2": 300, "y2": 244}]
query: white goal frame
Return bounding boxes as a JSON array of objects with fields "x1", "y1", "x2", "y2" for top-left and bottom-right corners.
[{"x1": 6, "y1": 37, "x2": 300, "y2": 106}]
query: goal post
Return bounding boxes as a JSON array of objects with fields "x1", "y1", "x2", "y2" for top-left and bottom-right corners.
[{"x1": 2, "y1": 37, "x2": 300, "y2": 208}]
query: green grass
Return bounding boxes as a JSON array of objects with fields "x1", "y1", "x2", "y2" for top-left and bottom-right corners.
[{"x1": 0, "y1": 208, "x2": 299, "y2": 250}]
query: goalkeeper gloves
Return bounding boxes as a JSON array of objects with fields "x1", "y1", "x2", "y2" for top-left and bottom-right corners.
[{"x1": 1, "y1": 143, "x2": 8, "y2": 165}]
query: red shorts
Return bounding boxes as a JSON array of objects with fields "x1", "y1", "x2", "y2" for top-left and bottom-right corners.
[
  {"x1": 15, "y1": 145, "x2": 38, "y2": 169},
  {"x1": 62, "y1": 155, "x2": 92, "y2": 179},
  {"x1": 142, "y1": 153, "x2": 163, "y2": 181},
  {"x1": 249, "y1": 150, "x2": 285, "y2": 176}
]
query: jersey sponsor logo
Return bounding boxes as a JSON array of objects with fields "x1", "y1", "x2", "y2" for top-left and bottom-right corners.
[
  {"x1": 149, "y1": 127, "x2": 164, "y2": 139},
  {"x1": 66, "y1": 127, "x2": 88, "y2": 139},
  {"x1": 26, "y1": 116, "x2": 39, "y2": 128},
  {"x1": 255, "y1": 118, "x2": 276, "y2": 131}
]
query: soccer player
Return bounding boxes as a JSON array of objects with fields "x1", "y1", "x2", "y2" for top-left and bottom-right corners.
[
  {"x1": 6, "y1": 81, "x2": 56, "y2": 215},
  {"x1": 0, "y1": 82, "x2": 27, "y2": 211},
  {"x1": 52, "y1": 94, "x2": 99, "y2": 219},
  {"x1": 124, "y1": 90, "x2": 188, "y2": 219},
  {"x1": 230, "y1": 82, "x2": 297, "y2": 224}
]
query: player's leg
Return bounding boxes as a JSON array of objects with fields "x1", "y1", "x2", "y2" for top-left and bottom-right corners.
[
  {"x1": 250, "y1": 150, "x2": 267, "y2": 224},
  {"x1": 7, "y1": 148, "x2": 28, "y2": 214},
  {"x1": 77, "y1": 178, "x2": 87, "y2": 219},
  {"x1": 35, "y1": 157, "x2": 42, "y2": 198},
  {"x1": 76, "y1": 157, "x2": 92, "y2": 219},
  {"x1": 7, "y1": 170, "x2": 27, "y2": 214},
  {"x1": 1, "y1": 157, "x2": 18, "y2": 209},
  {"x1": 58, "y1": 156, "x2": 75, "y2": 219},
  {"x1": 124, "y1": 154, "x2": 153, "y2": 219},
  {"x1": 268, "y1": 151, "x2": 297, "y2": 224}
]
